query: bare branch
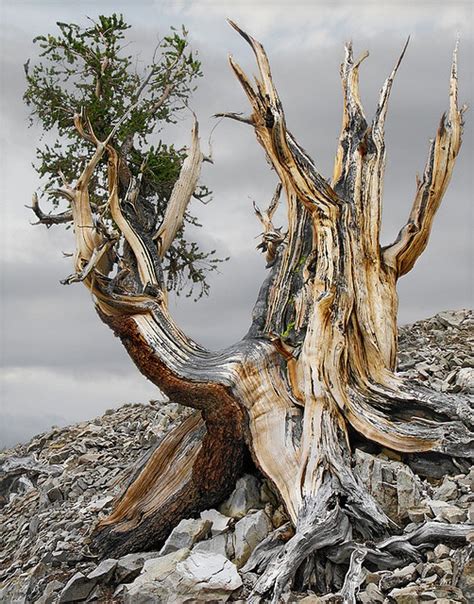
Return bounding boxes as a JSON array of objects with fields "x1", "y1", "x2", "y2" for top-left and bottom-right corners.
[
  {"x1": 213, "y1": 111, "x2": 253, "y2": 125},
  {"x1": 27, "y1": 192, "x2": 73, "y2": 226},
  {"x1": 383, "y1": 42, "x2": 463, "y2": 277},
  {"x1": 226, "y1": 21, "x2": 339, "y2": 215},
  {"x1": 332, "y1": 42, "x2": 369, "y2": 186},
  {"x1": 253, "y1": 184, "x2": 286, "y2": 266},
  {"x1": 60, "y1": 239, "x2": 115, "y2": 285},
  {"x1": 373, "y1": 36, "x2": 410, "y2": 135},
  {"x1": 153, "y1": 117, "x2": 204, "y2": 258}
]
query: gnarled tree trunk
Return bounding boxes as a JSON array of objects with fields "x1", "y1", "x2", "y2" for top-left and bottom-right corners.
[{"x1": 34, "y1": 22, "x2": 472, "y2": 603}]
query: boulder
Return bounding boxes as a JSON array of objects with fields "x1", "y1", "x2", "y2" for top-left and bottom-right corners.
[
  {"x1": 58, "y1": 572, "x2": 96, "y2": 603},
  {"x1": 200, "y1": 508, "x2": 232, "y2": 535},
  {"x1": 220, "y1": 474, "x2": 263, "y2": 519},
  {"x1": 353, "y1": 450, "x2": 423, "y2": 523},
  {"x1": 233, "y1": 510, "x2": 273, "y2": 568},
  {"x1": 122, "y1": 549, "x2": 242, "y2": 603},
  {"x1": 160, "y1": 517, "x2": 211, "y2": 555}
]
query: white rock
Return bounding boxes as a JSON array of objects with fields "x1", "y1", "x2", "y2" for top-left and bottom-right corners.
[
  {"x1": 200, "y1": 508, "x2": 232, "y2": 535},
  {"x1": 233, "y1": 510, "x2": 272, "y2": 568},
  {"x1": 160, "y1": 517, "x2": 211, "y2": 555},
  {"x1": 177, "y1": 551, "x2": 242, "y2": 592},
  {"x1": 220, "y1": 474, "x2": 263, "y2": 519},
  {"x1": 122, "y1": 549, "x2": 241, "y2": 603}
]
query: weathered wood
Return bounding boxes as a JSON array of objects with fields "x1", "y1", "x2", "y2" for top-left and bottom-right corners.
[{"x1": 33, "y1": 22, "x2": 471, "y2": 602}]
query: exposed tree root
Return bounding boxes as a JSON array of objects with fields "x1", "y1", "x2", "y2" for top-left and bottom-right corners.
[
  {"x1": 31, "y1": 18, "x2": 471, "y2": 604},
  {"x1": 93, "y1": 410, "x2": 246, "y2": 557}
]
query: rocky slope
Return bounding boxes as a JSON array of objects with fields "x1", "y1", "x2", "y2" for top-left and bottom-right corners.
[{"x1": 0, "y1": 309, "x2": 472, "y2": 603}]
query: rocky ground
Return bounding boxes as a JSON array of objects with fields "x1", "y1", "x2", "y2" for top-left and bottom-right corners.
[{"x1": 0, "y1": 309, "x2": 473, "y2": 603}]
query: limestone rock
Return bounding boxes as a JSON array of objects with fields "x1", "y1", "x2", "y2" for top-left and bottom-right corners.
[
  {"x1": 86, "y1": 558, "x2": 117, "y2": 583},
  {"x1": 200, "y1": 508, "x2": 233, "y2": 535},
  {"x1": 233, "y1": 510, "x2": 273, "y2": 568},
  {"x1": 193, "y1": 531, "x2": 235, "y2": 559},
  {"x1": 433, "y1": 477, "x2": 458, "y2": 501},
  {"x1": 122, "y1": 549, "x2": 241, "y2": 603},
  {"x1": 115, "y1": 551, "x2": 160, "y2": 583},
  {"x1": 160, "y1": 517, "x2": 211, "y2": 555},
  {"x1": 353, "y1": 449, "x2": 423, "y2": 523},
  {"x1": 220, "y1": 474, "x2": 263, "y2": 519},
  {"x1": 359, "y1": 582, "x2": 384, "y2": 603},
  {"x1": 122, "y1": 548, "x2": 190, "y2": 603},
  {"x1": 58, "y1": 572, "x2": 96, "y2": 603}
]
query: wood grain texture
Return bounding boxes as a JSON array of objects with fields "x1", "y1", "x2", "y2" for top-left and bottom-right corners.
[{"x1": 33, "y1": 24, "x2": 471, "y2": 602}]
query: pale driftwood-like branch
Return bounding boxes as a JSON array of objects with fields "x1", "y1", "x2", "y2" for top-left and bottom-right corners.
[
  {"x1": 227, "y1": 20, "x2": 339, "y2": 216},
  {"x1": 383, "y1": 42, "x2": 464, "y2": 277},
  {"x1": 153, "y1": 118, "x2": 203, "y2": 258},
  {"x1": 27, "y1": 192, "x2": 73, "y2": 226},
  {"x1": 213, "y1": 111, "x2": 253, "y2": 125}
]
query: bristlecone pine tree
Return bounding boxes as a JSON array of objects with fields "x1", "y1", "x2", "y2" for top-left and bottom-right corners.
[{"x1": 29, "y1": 17, "x2": 472, "y2": 604}]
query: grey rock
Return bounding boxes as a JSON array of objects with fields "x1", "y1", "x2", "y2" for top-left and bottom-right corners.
[
  {"x1": 433, "y1": 477, "x2": 458, "y2": 501},
  {"x1": 115, "y1": 551, "x2": 160, "y2": 583},
  {"x1": 436, "y1": 310, "x2": 466, "y2": 329},
  {"x1": 160, "y1": 517, "x2": 211, "y2": 555},
  {"x1": 122, "y1": 549, "x2": 241, "y2": 603},
  {"x1": 58, "y1": 571, "x2": 96, "y2": 603},
  {"x1": 122, "y1": 548, "x2": 190, "y2": 603},
  {"x1": 407, "y1": 506, "x2": 431, "y2": 523},
  {"x1": 428, "y1": 501, "x2": 467, "y2": 523},
  {"x1": 174, "y1": 551, "x2": 242, "y2": 599},
  {"x1": 194, "y1": 531, "x2": 235, "y2": 559},
  {"x1": 433, "y1": 544, "x2": 451, "y2": 559},
  {"x1": 200, "y1": 508, "x2": 232, "y2": 535},
  {"x1": 458, "y1": 559, "x2": 474, "y2": 602},
  {"x1": 34, "y1": 579, "x2": 64, "y2": 604},
  {"x1": 354, "y1": 450, "x2": 422, "y2": 522},
  {"x1": 380, "y1": 563, "x2": 418, "y2": 591},
  {"x1": 233, "y1": 510, "x2": 273, "y2": 568},
  {"x1": 86, "y1": 558, "x2": 117, "y2": 583},
  {"x1": 220, "y1": 474, "x2": 263, "y2": 519}
]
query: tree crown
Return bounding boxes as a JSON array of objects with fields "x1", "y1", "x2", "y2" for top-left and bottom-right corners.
[{"x1": 25, "y1": 13, "x2": 227, "y2": 298}]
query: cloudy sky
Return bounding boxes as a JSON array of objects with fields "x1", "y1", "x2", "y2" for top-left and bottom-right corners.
[{"x1": 0, "y1": 0, "x2": 472, "y2": 447}]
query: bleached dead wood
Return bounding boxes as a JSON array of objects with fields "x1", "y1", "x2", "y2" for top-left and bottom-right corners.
[{"x1": 32, "y1": 22, "x2": 471, "y2": 602}]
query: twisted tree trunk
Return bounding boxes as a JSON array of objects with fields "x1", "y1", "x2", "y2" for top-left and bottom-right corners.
[{"x1": 33, "y1": 23, "x2": 471, "y2": 603}]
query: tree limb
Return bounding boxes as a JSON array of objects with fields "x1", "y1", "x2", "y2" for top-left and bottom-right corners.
[
  {"x1": 153, "y1": 117, "x2": 204, "y2": 258},
  {"x1": 27, "y1": 192, "x2": 73, "y2": 226},
  {"x1": 383, "y1": 42, "x2": 464, "y2": 277}
]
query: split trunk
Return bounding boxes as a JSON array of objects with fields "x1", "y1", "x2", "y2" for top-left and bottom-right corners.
[{"x1": 36, "y1": 23, "x2": 472, "y2": 603}]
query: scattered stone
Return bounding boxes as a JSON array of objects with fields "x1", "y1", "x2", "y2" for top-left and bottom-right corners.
[
  {"x1": 200, "y1": 508, "x2": 233, "y2": 535},
  {"x1": 220, "y1": 474, "x2": 264, "y2": 519},
  {"x1": 160, "y1": 517, "x2": 212, "y2": 555},
  {"x1": 433, "y1": 544, "x2": 451, "y2": 559},
  {"x1": 0, "y1": 311, "x2": 472, "y2": 603},
  {"x1": 354, "y1": 449, "x2": 422, "y2": 522},
  {"x1": 86, "y1": 557, "x2": 117, "y2": 583},
  {"x1": 194, "y1": 531, "x2": 235, "y2": 559},
  {"x1": 433, "y1": 477, "x2": 458, "y2": 501},
  {"x1": 233, "y1": 510, "x2": 273, "y2": 568},
  {"x1": 122, "y1": 549, "x2": 241, "y2": 603},
  {"x1": 114, "y1": 551, "x2": 159, "y2": 583},
  {"x1": 407, "y1": 505, "x2": 431, "y2": 523},
  {"x1": 58, "y1": 571, "x2": 96, "y2": 603},
  {"x1": 380, "y1": 563, "x2": 418, "y2": 591},
  {"x1": 359, "y1": 582, "x2": 384, "y2": 603}
]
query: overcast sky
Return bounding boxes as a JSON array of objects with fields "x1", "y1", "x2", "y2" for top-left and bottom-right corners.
[{"x1": 0, "y1": 0, "x2": 472, "y2": 448}]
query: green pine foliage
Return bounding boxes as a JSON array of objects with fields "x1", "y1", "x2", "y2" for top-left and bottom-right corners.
[{"x1": 25, "y1": 14, "x2": 227, "y2": 298}]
